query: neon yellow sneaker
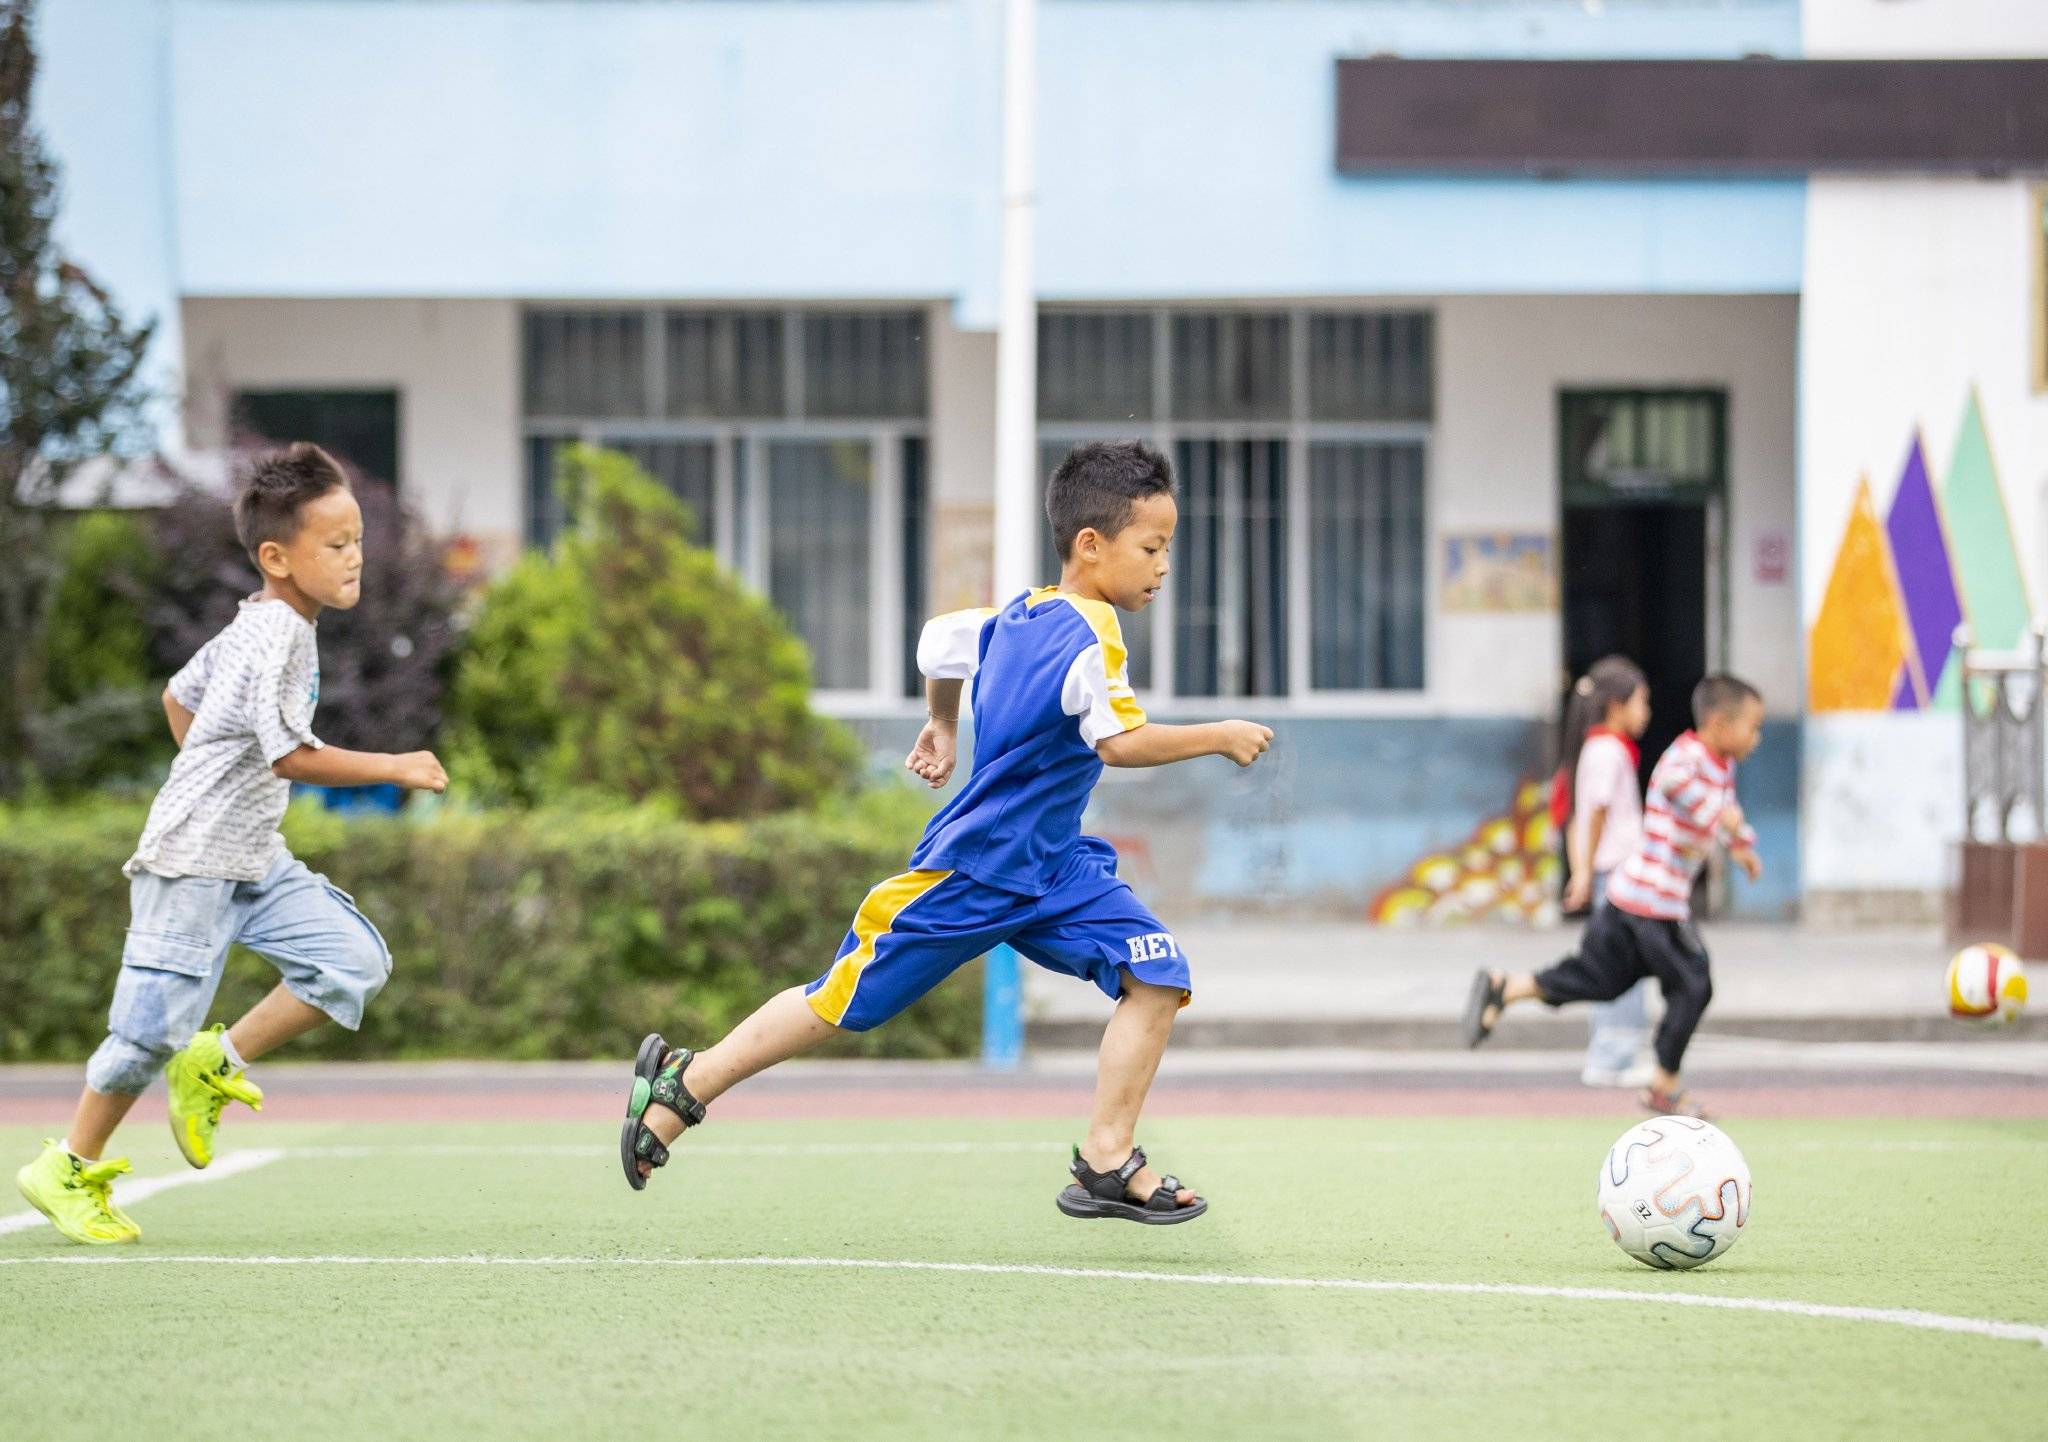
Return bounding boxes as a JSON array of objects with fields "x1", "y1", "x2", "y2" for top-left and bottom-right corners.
[
  {"x1": 165, "y1": 1023, "x2": 263, "y2": 1169},
  {"x1": 14, "y1": 1140, "x2": 141, "y2": 1244}
]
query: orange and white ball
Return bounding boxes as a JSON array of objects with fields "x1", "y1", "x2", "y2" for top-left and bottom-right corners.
[{"x1": 1945, "y1": 943, "x2": 2029, "y2": 1025}]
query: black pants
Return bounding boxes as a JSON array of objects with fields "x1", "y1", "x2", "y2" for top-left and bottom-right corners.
[{"x1": 1534, "y1": 904, "x2": 1712, "y2": 1074}]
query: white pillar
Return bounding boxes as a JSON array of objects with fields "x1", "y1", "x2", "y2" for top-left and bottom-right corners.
[{"x1": 992, "y1": 0, "x2": 1038, "y2": 604}]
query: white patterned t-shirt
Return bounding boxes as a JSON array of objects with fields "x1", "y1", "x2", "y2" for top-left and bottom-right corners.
[{"x1": 124, "y1": 597, "x2": 324, "y2": 882}]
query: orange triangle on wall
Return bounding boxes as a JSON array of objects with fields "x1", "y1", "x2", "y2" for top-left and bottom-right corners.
[{"x1": 1809, "y1": 475, "x2": 1911, "y2": 713}]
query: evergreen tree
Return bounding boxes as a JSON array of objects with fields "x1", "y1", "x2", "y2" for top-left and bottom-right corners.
[
  {"x1": 446, "y1": 444, "x2": 864, "y2": 816},
  {"x1": 0, "y1": 0, "x2": 155, "y2": 793}
]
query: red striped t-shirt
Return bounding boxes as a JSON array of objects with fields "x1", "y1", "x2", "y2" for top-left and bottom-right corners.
[{"x1": 1607, "y1": 731, "x2": 1756, "y2": 921}]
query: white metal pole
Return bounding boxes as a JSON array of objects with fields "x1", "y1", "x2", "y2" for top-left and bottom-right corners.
[{"x1": 992, "y1": 0, "x2": 1038, "y2": 605}]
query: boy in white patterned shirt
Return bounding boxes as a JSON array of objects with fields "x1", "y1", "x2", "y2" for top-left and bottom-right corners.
[
  {"x1": 1464, "y1": 675, "x2": 1765, "y2": 1119},
  {"x1": 14, "y1": 444, "x2": 447, "y2": 1245}
]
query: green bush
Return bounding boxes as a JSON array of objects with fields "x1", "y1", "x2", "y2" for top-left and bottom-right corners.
[
  {"x1": 0, "y1": 790, "x2": 973, "y2": 1062},
  {"x1": 440, "y1": 552, "x2": 580, "y2": 807},
  {"x1": 445, "y1": 444, "x2": 864, "y2": 814},
  {"x1": 43, "y1": 511, "x2": 158, "y2": 703},
  {"x1": 22, "y1": 511, "x2": 171, "y2": 793}
]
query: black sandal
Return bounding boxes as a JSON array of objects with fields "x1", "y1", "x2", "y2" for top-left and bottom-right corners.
[
  {"x1": 1056, "y1": 1145, "x2": 1207, "y2": 1225},
  {"x1": 1462, "y1": 969, "x2": 1506, "y2": 1048},
  {"x1": 620, "y1": 1032, "x2": 709, "y2": 1191}
]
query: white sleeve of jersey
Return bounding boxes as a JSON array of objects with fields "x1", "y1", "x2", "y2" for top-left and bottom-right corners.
[
  {"x1": 915, "y1": 608, "x2": 995, "y2": 681},
  {"x1": 165, "y1": 638, "x2": 215, "y2": 711},
  {"x1": 1062, "y1": 643, "x2": 1147, "y2": 747}
]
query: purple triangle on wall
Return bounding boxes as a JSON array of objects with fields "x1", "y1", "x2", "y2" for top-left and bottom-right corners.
[
  {"x1": 1890, "y1": 666, "x2": 1918, "y2": 711},
  {"x1": 1884, "y1": 433, "x2": 1963, "y2": 709}
]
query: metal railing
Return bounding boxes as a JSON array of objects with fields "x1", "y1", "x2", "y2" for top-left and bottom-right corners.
[{"x1": 1959, "y1": 622, "x2": 2047, "y2": 843}]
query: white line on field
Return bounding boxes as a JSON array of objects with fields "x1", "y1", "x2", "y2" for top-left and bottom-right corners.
[
  {"x1": 0, "y1": 1148, "x2": 284, "y2": 1236},
  {"x1": 1784, "y1": 1139, "x2": 2047, "y2": 1152},
  {"x1": 1, "y1": 1252, "x2": 2041, "y2": 1348}
]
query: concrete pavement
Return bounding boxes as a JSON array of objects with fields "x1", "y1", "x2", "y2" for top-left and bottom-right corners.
[{"x1": 1025, "y1": 921, "x2": 2043, "y2": 1048}]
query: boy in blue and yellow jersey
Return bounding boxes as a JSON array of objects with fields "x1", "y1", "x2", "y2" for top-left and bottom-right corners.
[{"x1": 619, "y1": 441, "x2": 1272, "y2": 1224}]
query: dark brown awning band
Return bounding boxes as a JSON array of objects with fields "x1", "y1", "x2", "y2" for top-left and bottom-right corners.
[{"x1": 1335, "y1": 58, "x2": 2048, "y2": 176}]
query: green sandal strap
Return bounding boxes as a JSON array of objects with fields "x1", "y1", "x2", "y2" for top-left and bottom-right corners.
[{"x1": 649, "y1": 1048, "x2": 708, "y2": 1129}]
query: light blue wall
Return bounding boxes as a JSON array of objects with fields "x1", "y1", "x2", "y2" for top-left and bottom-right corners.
[
  {"x1": 850, "y1": 715, "x2": 1802, "y2": 921},
  {"x1": 165, "y1": 0, "x2": 997, "y2": 301},
  {"x1": 35, "y1": 0, "x2": 1805, "y2": 341}
]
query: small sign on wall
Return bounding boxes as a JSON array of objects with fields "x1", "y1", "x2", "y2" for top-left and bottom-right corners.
[
  {"x1": 1753, "y1": 529, "x2": 1790, "y2": 586},
  {"x1": 1441, "y1": 532, "x2": 1557, "y2": 613}
]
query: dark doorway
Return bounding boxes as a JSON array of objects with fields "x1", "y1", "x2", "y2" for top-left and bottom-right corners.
[
  {"x1": 1559, "y1": 388, "x2": 1726, "y2": 786},
  {"x1": 233, "y1": 389, "x2": 402, "y2": 491},
  {"x1": 1562, "y1": 503, "x2": 1706, "y2": 779}
]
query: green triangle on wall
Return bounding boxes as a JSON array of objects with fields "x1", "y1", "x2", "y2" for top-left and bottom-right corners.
[
  {"x1": 1941, "y1": 391, "x2": 2032, "y2": 692},
  {"x1": 1933, "y1": 646, "x2": 1965, "y2": 710}
]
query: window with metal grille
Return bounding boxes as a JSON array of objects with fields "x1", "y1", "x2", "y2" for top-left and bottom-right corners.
[
  {"x1": 523, "y1": 306, "x2": 929, "y2": 703},
  {"x1": 664, "y1": 310, "x2": 785, "y2": 419},
  {"x1": 1039, "y1": 312, "x2": 1155, "y2": 423},
  {"x1": 1171, "y1": 312, "x2": 1291, "y2": 423},
  {"x1": 1309, "y1": 442, "x2": 1426, "y2": 690},
  {"x1": 803, "y1": 313, "x2": 927, "y2": 419},
  {"x1": 1308, "y1": 313, "x2": 1433, "y2": 422},
  {"x1": 525, "y1": 311, "x2": 645, "y2": 419},
  {"x1": 1560, "y1": 390, "x2": 1723, "y2": 503},
  {"x1": 1037, "y1": 307, "x2": 1432, "y2": 699},
  {"x1": 1175, "y1": 439, "x2": 1290, "y2": 698}
]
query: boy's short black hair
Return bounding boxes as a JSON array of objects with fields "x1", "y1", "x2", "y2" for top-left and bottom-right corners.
[
  {"x1": 1692, "y1": 673, "x2": 1762, "y2": 725},
  {"x1": 1046, "y1": 441, "x2": 1176, "y2": 560},
  {"x1": 233, "y1": 443, "x2": 351, "y2": 564}
]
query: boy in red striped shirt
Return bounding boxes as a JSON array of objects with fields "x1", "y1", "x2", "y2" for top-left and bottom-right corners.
[{"x1": 1463, "y1": 676, "x2": 1766, "y2": 1117}]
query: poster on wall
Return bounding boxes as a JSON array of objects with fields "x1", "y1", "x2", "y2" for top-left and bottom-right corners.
[{"x1": 1441, "y1": 532, "x2": 1557, "y2": 613}]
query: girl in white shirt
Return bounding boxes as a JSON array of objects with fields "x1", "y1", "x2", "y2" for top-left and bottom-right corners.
[{"x1": 1558, "y1": 656, "x2": 1651, "y2": 1086}]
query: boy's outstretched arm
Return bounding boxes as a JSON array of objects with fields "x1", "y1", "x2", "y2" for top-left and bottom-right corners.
[
  {"x1": 907, "y1": 678, "x2": 964, "y2": 788},
  {"x1": 1721, "y1": 801, "x2": 1763, "y2": 879},
  {"x1": 1097, "y1": 719, "x2": 1272, "y2": 770},
  {"x1": 273, "y1": 745, "x2": 448, "y2": 792}
]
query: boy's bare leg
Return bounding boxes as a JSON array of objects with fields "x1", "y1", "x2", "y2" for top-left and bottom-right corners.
[
  {"x1": 65, "y1": 1087, "x2": 144, "y2": 1160},
  {"x1": 636, "y1": 986, "x2": 841, "y2": 1169},
  {"x1": 1476, "y1": 971, "x2": 1546, "y2": 1031},
  {"x1": 227, "y1": 984, "x2": 329, "y2": 1063},
  {"x1": 1080, "y1": 973, "x2": 1194, "y2": 1205}
]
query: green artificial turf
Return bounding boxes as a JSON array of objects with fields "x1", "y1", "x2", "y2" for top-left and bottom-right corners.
[{"x1": 3, "y1": 1115, "x2": 2043, "y2": 1440}]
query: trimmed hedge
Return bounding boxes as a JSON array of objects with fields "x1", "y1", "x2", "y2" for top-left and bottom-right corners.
[{"x1": 0, "y1": 794, "x2": 973, "y2": 1062}]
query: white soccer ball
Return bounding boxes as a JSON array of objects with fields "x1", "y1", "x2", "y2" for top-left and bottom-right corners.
[
  {"x1": 1946, "y1": 943, "x2": 2028, "y2": 1025},
  {"x1": 1597, "y1": 1116, "x2": 1752, "y2": 1270}
]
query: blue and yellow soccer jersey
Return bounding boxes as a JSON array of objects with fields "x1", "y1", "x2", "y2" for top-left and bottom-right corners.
[
  {"x1": 908, "y1": 586, "x2": 1147, "y2": 896},
  {"x1": 802, "y1": 587, "x2": 1187, "y2": 1033}
]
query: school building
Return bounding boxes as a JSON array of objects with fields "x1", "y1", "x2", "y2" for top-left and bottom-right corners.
[{"x1": 39, "y1": 1, "x2": 2048, "y2": 922}]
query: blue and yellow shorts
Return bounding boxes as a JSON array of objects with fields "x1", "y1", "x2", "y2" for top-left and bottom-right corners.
[{"x1": 805, "y1": 837, "x2": 1190, "y2": 1032}]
